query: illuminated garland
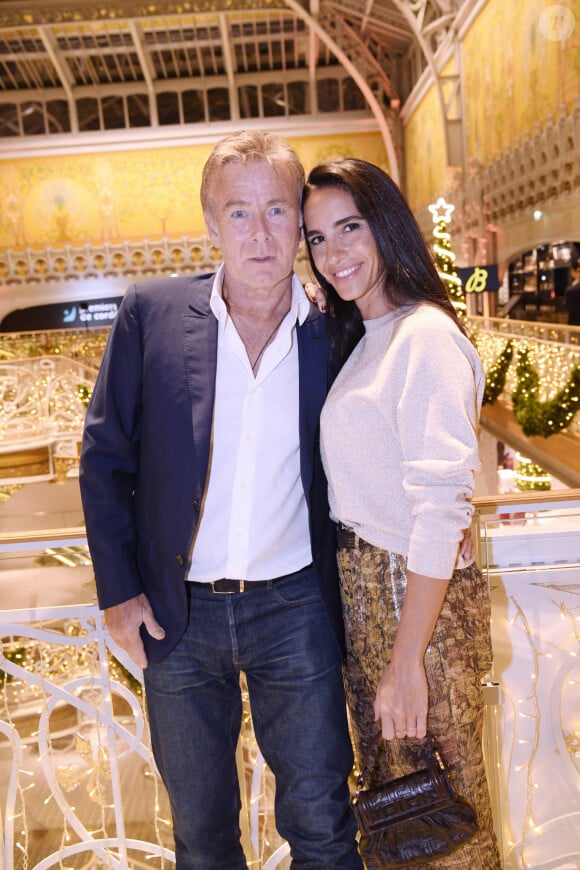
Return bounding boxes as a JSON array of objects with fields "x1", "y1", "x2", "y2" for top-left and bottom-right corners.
[
  {"x1": 0, "y1": 646, "x2": 24, "y2": 684},
  {"x1": 428, "y1": 197, "x2": 466, "y2": 318},
  {"x1": 482, "y1": 339, "x2": 514, "y2": 405},
  {"x1": 514, "y1": 453, "x2": 551, "y2": 491},
  {"x1": 77, "y1": 384, "x2": 92, "y2": 406},
  {"x1": 512, "y1": 347, "x2": 580, "y2": 437},
  {"x1": 0, "y1": 484, "x2": 23, "y2": 504}
]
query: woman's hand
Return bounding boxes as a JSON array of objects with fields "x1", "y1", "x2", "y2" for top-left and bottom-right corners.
[
  {"x1": 375, "y1": 570, "x2": 450, "y2": 740},
  {"x1": 375, "y1": 663, "x2": 429, "y2": 740},
  {"x1": 459, "y1": 526, "x2": 475, "y2": 563},
  {"x1": 374, "y1": 659, "x2": 428, "y2": 740},
  {"x1": 304, "y1": 281, "x2": 327, "y2": 312}
]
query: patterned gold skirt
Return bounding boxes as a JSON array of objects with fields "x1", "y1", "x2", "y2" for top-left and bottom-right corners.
[{"x1": 338, "y1": 542, "x2": 502, "y2": 870}]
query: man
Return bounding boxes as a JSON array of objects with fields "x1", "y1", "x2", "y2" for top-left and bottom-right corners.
[
  {"x1": 565, "y1": 256, "x2": 580, "y2": 325},
  {"x1": 79, "y1": 130, "x2": 362, "y2": 869}
]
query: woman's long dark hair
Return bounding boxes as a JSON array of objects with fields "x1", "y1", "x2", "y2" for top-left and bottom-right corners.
[{"x1": 302, "y1": 158, "x2": 466, "y2": 367}]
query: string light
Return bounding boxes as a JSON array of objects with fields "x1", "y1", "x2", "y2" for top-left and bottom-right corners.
[
  {"x1": 2, "y1": 580, "x2": 578, "y2": 866},
  {"x1": 0, "y1": 330, "x2": 105, "y2": 453},
  {"x1": 484, "y1": 569, "x2": 580, "y2": 869},
  {"x1": 482, "y1": 340, "x2": 514, "y2": 405},
  {"x1": 474, "y1": 330, "x2": 580, "y2": 436},
  {"x1": 512, "y1": 348, "x2": 580, "y2": 436},
  {"x1": 2, "y1": 612, "x2": 288, "y2": 865},
  {"x1": 428, "y1": 196, "x2": 467, "y2": 317},
  {"x1": 0, "y1": 616, "x2": 180, "y2": 866},
  {"x1": 2, "y1": 326, "x2": 579, "y2": 867},
  {"x1": 514, "y1": 453, "x2": 551, "y2": 492},
  {"x1": 2, "y1": 323, "x2": 579, "y2": 496}
]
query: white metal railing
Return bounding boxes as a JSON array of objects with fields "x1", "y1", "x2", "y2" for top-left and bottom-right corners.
[
  {"x1": 0, "y1": 237, "x2": 222, "y2": 287},
  {"x1": 0, "y1": 238, "x2": 312, "y2": 291},
  {"x1": 0, "y1": 530, "x2": 289, "y2": 869},
  {"x1": 2, "y1": 490, "x2": 580, "y2": 869},
  {"x1": 473, "y1": 489, "x2": 580, "y2": 870},
  {"x1": 0, "y1": 356, "x2": 94, "y2": 446},
  {"x1": 470, "y1": 314, "x2": 580, "y2": 348},
  {"x1": 1, "y1": 316, "x2": 579, "y2": 489}
]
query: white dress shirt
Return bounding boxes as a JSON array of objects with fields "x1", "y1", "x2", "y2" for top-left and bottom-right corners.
[{"x1": 188, "y1": 266, "x2": 313, "y2": 582}]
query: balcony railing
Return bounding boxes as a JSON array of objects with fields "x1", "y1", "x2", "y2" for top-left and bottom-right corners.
[
  {"x1": 0, "y1": 527, "x2": 289, "y2": 869},
  {"x1": 2, "y1": 489, "x2": 579, "y2": 868},
  {"x1": 2, "y1": 315, "x2": 580, "y2": 489},
  {"x1": 0, "y1": 236, "x2": 312, "y2": 289}
]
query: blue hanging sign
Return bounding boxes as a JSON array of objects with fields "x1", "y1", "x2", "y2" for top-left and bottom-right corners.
[
  {"x1": 1, "y1": 296, "x2": 123, "y2": 332},
  {"x1": 457, "y1": 265, "x2": 500, "y2": 293}
]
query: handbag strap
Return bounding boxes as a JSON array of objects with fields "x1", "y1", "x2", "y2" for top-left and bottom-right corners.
[{"x1": 357, "y1": 728, "x2": 443, "y2": 790}]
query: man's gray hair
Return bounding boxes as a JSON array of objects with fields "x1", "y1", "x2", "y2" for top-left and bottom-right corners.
[{"x1": 201, "y1": 130, "x2": 305, "y2": 219}]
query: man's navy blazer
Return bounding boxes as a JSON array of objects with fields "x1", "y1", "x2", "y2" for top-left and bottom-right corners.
[{"x1": 79, "y1": 274, "x2": 344, "y2": 662}]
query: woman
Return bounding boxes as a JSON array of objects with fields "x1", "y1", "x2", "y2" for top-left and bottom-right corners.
[{"x1": 302, "y1": 158, "x2": 501, "y2": 869}]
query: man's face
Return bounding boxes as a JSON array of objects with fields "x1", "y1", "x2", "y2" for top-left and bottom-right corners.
[{"x1": 204, "y1": 160, "x2": 302, "y2": 297}]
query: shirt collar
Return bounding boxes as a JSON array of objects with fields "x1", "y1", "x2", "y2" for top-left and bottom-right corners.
[{"x1": 210, "y1": 264, "x2": 310, "y2": 327}]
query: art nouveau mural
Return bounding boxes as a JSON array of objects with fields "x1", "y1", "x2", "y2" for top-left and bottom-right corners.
[{"x1": 0, "y1": 132, "x2": 389, "y2": 252}]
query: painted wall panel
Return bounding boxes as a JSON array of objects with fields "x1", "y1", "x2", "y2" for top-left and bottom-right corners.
[{"x1": 0, "y1": 132, "x2": 389, "y2": 251}]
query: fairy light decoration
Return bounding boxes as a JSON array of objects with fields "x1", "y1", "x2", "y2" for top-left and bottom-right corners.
[
  {"x1": 0, "y1": 612, "x2": 290, "y2": 867},
  {"x1": 514, "y1": 454, "x2": 551, "y2": 492},
  {"x1": 428, "y1": 196, "x2": 466, "y2": 318},
  {"x1": 473, "y1": 332, "x2": 580, "y2": 436},
  {"x1": 482, "y1": 340, "x2": 514, "y2": 406},
  {"x1": 512, "y1": 347, "x2": 580, "y2": 437},
  {"x1": 482, "y1": 549, "x2": 580, "y2": 870}
]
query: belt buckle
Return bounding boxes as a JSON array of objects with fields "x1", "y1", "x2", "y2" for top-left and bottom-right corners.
[{"x1": 210, "y1": 579, "x2": 244, "y2": 594}]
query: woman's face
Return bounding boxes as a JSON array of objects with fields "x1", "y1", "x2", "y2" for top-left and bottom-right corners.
[{"x1": 303, "y1": 185, "x2": 390, "y2": 320}]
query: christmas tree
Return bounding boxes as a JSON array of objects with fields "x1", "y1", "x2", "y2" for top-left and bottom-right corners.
[
  {"x1": 514, "y1": 453, "x2": 551, "y2": 492},
  {"x1": 428, "y1": 197, "x2": 466, "y2": 319}
]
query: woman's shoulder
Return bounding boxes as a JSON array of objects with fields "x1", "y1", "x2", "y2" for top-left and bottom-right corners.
[
  {"x1": 396, "y1": 303, "x2": 459, "y2": 337},
  {"x1": 396, "y1": 305, "x2": 482, "y2": 368}
]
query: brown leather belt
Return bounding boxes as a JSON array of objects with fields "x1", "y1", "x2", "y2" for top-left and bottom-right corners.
[
  {"x1": 190, "y1": 578, "x2": 268, "y2": 593},
  {"x1": 336, "y1": 523, "x2": 362, "y2": 549}
]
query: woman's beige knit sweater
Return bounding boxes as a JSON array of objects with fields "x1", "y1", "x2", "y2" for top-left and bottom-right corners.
[{"x1": 320, "y1": 303, "x2": 485, "y2": 579}]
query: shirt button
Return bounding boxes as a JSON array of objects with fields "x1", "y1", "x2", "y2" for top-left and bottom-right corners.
[
  {"x1": 176, "y1": 554, "x2": 184, "y2": 566},
  {"x1": 192, "y1": 499, "x2": 200, "y2": 511}
]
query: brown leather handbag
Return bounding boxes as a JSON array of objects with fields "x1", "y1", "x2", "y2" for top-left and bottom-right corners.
[{"x1": 351, "y1": 731, "x2": 479, "y2": 868}]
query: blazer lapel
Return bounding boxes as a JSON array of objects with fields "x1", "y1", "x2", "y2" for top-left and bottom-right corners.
[
  {"x1": 182, "y1": 282, "x2": 218, "y2": 477},
  {"x1": 297, "y1": 306, "x2": 330, "y2": 501}
]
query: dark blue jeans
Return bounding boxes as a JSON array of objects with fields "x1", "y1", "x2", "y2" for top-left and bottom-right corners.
[{"x1": 143, "y1": 565, "x2": 362, "y2": 869}]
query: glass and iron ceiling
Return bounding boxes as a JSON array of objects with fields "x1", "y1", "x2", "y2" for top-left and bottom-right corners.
[{"x1": 0, "y1": 0, "x2": 462, "y2": 138}]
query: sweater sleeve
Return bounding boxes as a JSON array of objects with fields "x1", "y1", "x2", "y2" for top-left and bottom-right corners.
[{"x1": 393, "y1": 313, "x2": 483, "y2": 578}]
